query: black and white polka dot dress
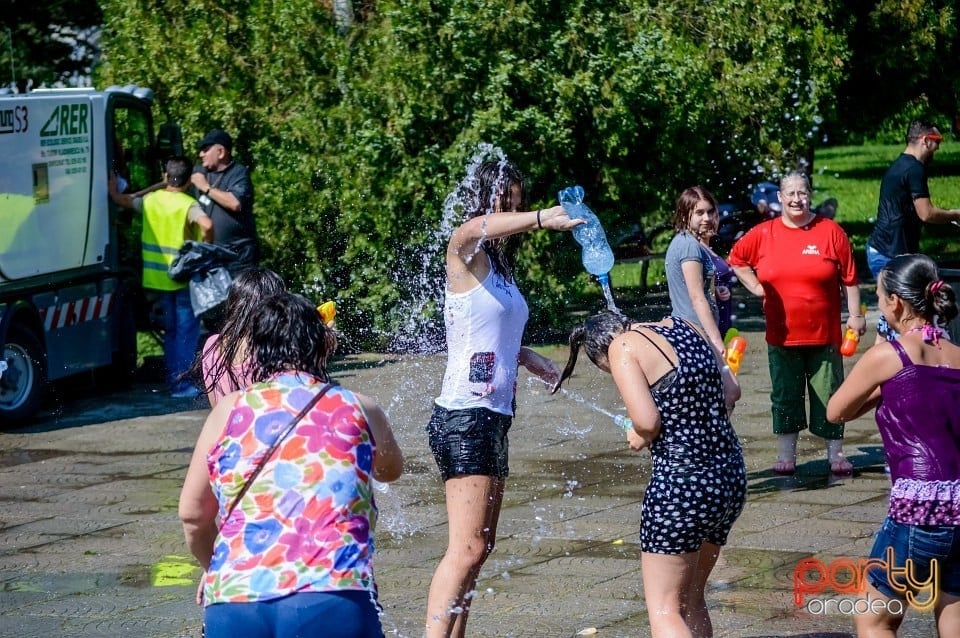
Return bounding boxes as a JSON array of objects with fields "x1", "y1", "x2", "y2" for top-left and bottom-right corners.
[{"x1": 636, "y1": 318, "x2": 747, "y2": 554}]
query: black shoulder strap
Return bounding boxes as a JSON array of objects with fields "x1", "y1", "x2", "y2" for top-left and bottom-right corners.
[{"x1": 630, "y1": 326, "x2": 676, "y2": 369}]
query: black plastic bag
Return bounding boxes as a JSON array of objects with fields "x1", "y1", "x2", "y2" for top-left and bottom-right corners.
[
  {"x1": 168, "y1": 240, "x2": 238, "y2": 283},
  {"x1": 189, "y1": 267, "x2": 233, "y2": 318}
]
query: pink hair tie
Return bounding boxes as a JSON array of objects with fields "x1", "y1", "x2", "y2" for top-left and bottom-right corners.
[
  {"x1": 921, "y1": 324, "x2": 942, "y2": 347},
  {"x1": 930, "y1": 279, "x2": 945, "y2": 293}
]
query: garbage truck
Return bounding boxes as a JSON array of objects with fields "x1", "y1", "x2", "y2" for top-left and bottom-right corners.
[{"x1": 0, "y1": 85, "x2": 182, "y2": 424}]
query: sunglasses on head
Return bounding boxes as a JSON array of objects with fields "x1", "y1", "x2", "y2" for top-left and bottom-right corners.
[{"x1": 922, "y1": 134, "x2": 943, "y2": 143}]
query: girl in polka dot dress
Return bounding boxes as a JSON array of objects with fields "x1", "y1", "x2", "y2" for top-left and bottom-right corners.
[{"x1": 554, "y1": 311, "x2": 746, "y2": 637}]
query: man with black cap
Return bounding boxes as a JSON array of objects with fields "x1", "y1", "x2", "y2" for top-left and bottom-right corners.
[{"x1": 191, "y1": 129, "x2": 260, "y2": 273}]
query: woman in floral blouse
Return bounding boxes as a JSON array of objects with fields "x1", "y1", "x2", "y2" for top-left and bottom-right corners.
[{"x1": 179, "y1": 293, "x2": 403, "y2": 638}]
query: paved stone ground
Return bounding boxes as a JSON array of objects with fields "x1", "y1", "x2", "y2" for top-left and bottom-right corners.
[{"x1": 0, "y1": 320, "x2": 940, "y2": 637}]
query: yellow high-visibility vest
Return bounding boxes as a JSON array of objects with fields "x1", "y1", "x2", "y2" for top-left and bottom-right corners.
[{"x1": 141, "y1": 190, "x2": 196, "y2": 291}]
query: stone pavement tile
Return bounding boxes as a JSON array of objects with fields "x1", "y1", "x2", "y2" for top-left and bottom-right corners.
[
  {"x1": 0, "y1": 470, "x2": 109, "y2": 491},
  {"x1": 462, "y1": 594, "x2": 645, "y2": 638},
  {"x1": 66, "y1": 614, "x2": 197, "y2": 638},
  {"x1": 0, "y1": 551, "x2": 87, "y2": 575},
  {"x1": 731, "y1": 500, "x2": 831, "y2": 534},
  {"x1": 819, "y1": 498, "x2": 891, "y2": 523},
  {"x1": 835, "y1": 472, "x2": 895, "y2": 493},
  {"x1": 376, "y1": 532, "x2": 447, "y2": 563},
  {"x1": 0, "y1": 519, "x2": 130, "y2": 551},
  {"x1": 733, "y1": 517, "x2": 880, "y2": 554},
  {"x1": 826, "y1": 536, "x2": 879, "y2": 560},
  {"x1": 497, "y1": 509, "x2": 639, "y2": 544},
  {"x1": 8, "y1": 534, "x2": 172, "y2": 567},
  {"x1": 2, "y1": 334, "x2": 949, "y2": 638},
  {"x1": 376, "y1": 502, "x2": 449, "y2": 536},
  {"x1": 0, "y1": 452, "x2": 187, "y2": 478},
  {"x1": 750, "y1": 481, "x2": 883, "y2": 507},
  {"x1": 0, "y1": 615, "x2": 72, "y2": 637}
]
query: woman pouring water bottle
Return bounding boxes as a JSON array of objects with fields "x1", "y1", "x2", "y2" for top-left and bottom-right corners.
[{"x1": 424, "y1": 159, "x2": 583, "y2": 638}]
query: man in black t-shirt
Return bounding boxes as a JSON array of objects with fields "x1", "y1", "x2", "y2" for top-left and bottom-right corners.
[
  {"x1": 867, "y1": 120, "x2": 960, "y2": 341},
  {"x1": 191, "y1": 129, "x2": 261, "y2": 274}
]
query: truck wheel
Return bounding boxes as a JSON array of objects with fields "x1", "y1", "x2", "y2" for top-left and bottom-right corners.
[{"x1": 0, "y1": 325, "x2": 48, "y2": 426}]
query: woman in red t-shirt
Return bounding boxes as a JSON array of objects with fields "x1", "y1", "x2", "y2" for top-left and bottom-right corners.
[{"x1": 728, "y1": 171, "x2": 865, "y2": 476}]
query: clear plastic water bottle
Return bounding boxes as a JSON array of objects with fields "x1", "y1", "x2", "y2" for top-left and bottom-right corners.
[
  {"x1": 613, "y1": 414, "x2": 633, "y2": 432},
  {"x1": 559, "y1": 186, "x2": 615, "y2": 285}
]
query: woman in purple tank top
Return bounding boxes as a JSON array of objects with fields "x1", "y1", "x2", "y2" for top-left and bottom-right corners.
[{"x1": 828, "y1": 254, "x2": 960, "y2": 636}]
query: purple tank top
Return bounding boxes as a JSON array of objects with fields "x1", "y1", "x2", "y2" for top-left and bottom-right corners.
[{"x1": 876, "y1": 340, "x2": 960, "y2": 524}]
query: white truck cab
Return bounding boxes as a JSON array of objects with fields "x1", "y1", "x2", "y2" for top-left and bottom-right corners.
[{"x1": 0, "y1": 85, "x2": 182, "y2": 424}]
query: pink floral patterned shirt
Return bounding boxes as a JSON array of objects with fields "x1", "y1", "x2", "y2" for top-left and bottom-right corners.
[{"x1": 203, "y1": 373, "x2": 379, "y2": 605}]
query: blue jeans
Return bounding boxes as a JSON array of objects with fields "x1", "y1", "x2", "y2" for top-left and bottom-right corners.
[
  {"x1": 204, "y1": 590, "x2": 384, "y2": 638},
  {"x1": 160, "y1": 287, "x2": 199, "y2": 392},
  {"x1": 866, "y1": 244, "x2": 892, "y2": 280},
  {"x1": 866, "y1": 245, "x2": 898, "y2": 341}
]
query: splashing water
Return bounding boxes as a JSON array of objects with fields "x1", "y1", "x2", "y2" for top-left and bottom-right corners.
[
  {"x1": 371, "y1": 479, "x2": 420, "y2": 538},
  {"x1": 599, "y1": 276, "x2": 620, "y2": 313},
  {"x1": 554, "y1": 385, "x2": 631, "y2": 432},
  {"x1": 387, "y1": 143, "x2": 509, "y2": 354},
  {"x1": 526, "y1": 376, "x2": 630, "y2": 432}
]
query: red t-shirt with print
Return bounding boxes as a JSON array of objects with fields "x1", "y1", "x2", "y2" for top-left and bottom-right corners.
[{"x1": 728, "y1": 216, "x2": 858, "y2": 347}]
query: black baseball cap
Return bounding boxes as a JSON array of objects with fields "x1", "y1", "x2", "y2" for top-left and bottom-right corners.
[{"x1": 198, "y1": 129, "x2": 233, "y2": 152}]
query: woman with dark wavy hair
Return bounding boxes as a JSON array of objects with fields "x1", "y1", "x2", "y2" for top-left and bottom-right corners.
[
  {"x1": 194, "y1": 267, "x2": 287, "y2": 406},
  {"x1": 180, "y1": 293, "x2": 403, "y2": 638},
  {"x1": 424, "y1": 158, "x2": 582, "y2": 638},
  {"x1": 828, "y1": 254, "x2": 960, "y2": 637}
]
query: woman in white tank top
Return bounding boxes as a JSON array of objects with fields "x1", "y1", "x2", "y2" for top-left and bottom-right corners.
[{"x1": 424, "y1": 159, "x2": 583, "y2": 638}]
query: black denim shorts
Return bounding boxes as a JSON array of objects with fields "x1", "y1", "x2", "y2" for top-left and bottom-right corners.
[{"x1": 426, "y1": 405, "x2": 512, "y2": 481}]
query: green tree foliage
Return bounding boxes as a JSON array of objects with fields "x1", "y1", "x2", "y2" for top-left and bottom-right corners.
[
  {"x1": 836, "y1": 0, "x2": 958, "y2": 141},
  {"x1": 97, "y1": 0, "x2": 848, "y2": 349},
  {"x1": 0, "y1": 0, "x2": 102, "y2": 90}
]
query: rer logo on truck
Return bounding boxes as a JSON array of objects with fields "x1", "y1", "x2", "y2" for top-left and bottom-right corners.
[{"x1": 40, "y1": 103, "x2": 89, "y2": 137}]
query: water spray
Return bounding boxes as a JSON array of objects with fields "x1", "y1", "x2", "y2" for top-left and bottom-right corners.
[{"x1": 536, "y1": 377, "x2": 632, "y2": 432}]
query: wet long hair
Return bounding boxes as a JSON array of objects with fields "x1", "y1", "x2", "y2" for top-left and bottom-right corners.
[
  {"x1": 465, "y1": 160, "x2": 526, "y2": 281},
  {"x1": 552, "y1": 311, "x2": 634, "y2": 394},
  {"x1": 244, "y1": 293, "x2": 332, "y2": 384},
  {"x1": 671, "y1": 186, "x2": 717, "y2": 233},
  {"x1": 879, "y1": 254, "x2": 958, "y2": 327},
  {"x1": 195, "y1": 267, "x2": 287, "y2": 394}
]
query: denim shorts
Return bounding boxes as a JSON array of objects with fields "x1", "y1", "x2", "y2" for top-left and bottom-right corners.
[
  {"x1": 204, "y1": 590, "x2": 383, "y2": 638},
  {"x1": 426, "y1": 405, "x2": 512, "y2": 481},
  {"x1": 866, "y1": 517, "x2": 960, "y2": 600}
]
